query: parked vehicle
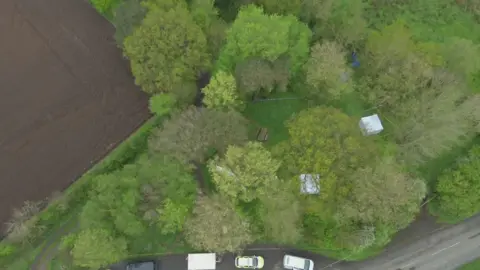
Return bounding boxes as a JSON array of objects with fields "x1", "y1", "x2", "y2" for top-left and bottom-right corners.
[
  {"x1": 126, "y1": 260, "x2": 159, "y2": 270},
  {"x1": 235, "y1": 255, "x2": 265, "y2": 269},
  {"x1": 187, "y1": 253, "x2": 217, "y2": 270},
  {"x1": 283, "y1": 255, "x2": 314, "y2": 270}
]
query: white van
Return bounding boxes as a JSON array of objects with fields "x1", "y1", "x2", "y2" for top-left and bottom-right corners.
[{"x1": 283, "y1": 255, "x2": 314, "y2": 270}]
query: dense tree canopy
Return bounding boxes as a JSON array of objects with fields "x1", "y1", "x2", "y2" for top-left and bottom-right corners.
[
  {"x1": 124, "y1": 0, "x2": 211, "y2": 94},
  {"x1": 304, "y1": 41, "x2": 353, "y2": 100},
  {"x1": 275, "y1": 107, "x2": 377, "y2": 209},
  {"x1": 302, "y1": 0, "x2": 367, "y2": 45},
  {"x1": 339, "y1": 159, "x2": 426, "y2": 229},
  {"x1": 71, "y1": 228, "x2": 127, "y2": 269},
  {"x1": 148, "y1": 93, "x2": 176, "y2": 116},
  {"x1": 190, "y1": 0, "x2": 229, "y2": 59},
  {"x1": 149, "y1": 107, "x2": 249, "y2": 164},
  {"x1": 208, "y1": 142, "x2": 281, "y2": 202},
  {"x1": 254, "y1": 0, "x2": 303, "y2": 16},
  {"x1": 433, "y1": 146, "x2": 480, "y2": 222},
  {"x1": 185, "y1": 195, "x2": 253, "y2": 253},
  {"x1": 259, "y1": 185, "x2": 302, "y2": 244},
  {"x1": 112, "y1": 0, "x2": 146, "y2": 47},
  {"x1": 202, "y1": 71, "x2": 243, "y2": 110},
  {"x1": 216, "y1": 5, "x2": 311, "y2": 74}
]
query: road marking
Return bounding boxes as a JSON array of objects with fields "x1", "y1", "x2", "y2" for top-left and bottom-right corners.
[
  {"x1": 402, "y1": 262, "x2": 415, "y2": 268},
  {"x1": 430, "y1": 242, "x2": 460, "y2": 256}
]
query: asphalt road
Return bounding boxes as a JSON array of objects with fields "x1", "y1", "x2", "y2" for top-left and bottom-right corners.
[
  {"x1": 110, "y1": 214, "x2": 480, "y2": 270},
  {"x1": 349, "y1": 213, "x2": 480, "y2": 270}
]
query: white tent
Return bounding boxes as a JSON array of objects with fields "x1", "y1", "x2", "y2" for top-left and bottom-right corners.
[
  {"x1": 187, "y1": 253, "x2": 216, "y2": 270},
  {"x1": 300, "y1": 174, "x2": 320, "y2": 194},
  {"x1": 359, "y1": 114, "x2": 384, "y2": 136}
]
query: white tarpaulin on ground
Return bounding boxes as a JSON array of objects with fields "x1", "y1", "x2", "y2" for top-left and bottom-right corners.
[{"x1": 188, "y1": 253, "x2": 216, "y2": 270}]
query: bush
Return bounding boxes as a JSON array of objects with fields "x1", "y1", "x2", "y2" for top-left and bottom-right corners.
[
  {"x1": 149, "y1": 94, "x2": 176, "y2": 116},
  {"x1": 0, "y1": 243, "x2": 16, "y2": 257},
  {"x1": 431, "y1": 145, "x2": 480, "y2": 223},
  {"x1": 90, "y1": 0, "x2": 122, "y2": 19},
  {"x1": 112, "y1": 0, "x2": 147, "y2": 47}
]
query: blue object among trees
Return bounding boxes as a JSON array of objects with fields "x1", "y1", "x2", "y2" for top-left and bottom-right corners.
[{"x1": 352, "y1": 52, "x2": 360, "y2": 67}]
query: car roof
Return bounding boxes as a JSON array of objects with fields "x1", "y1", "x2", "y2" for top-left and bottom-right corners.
[
  {"x1": 285, "y1": 255, "x2": 307, "y2": 268},
  {"x1": 238, "y1": 257, "x2": 254, "y2": 263},
  {"x1": 127, "y1": 261, "x2": 156, "y2": 270}
]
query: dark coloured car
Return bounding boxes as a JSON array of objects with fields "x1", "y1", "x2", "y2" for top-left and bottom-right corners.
[{"x1": 126, "y1": 260, "x2": 159, "y2": 270}]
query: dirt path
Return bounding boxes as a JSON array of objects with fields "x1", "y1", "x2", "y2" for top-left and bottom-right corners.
[
  {"x1": 31, "y1": 218, "x2": 79, "y2": 270},
  {"x1": 0, "y1": 0, "x2": 149, "y2": 232}
]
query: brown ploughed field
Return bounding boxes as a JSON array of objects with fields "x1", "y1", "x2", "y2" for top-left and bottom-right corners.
[{"x1": 0, "y1": 0, "x2": 150, "y2": 232}]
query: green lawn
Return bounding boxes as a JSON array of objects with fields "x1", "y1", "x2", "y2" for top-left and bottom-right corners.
[
  {"x1": 243, "y1": 92, "x2": 309, "y2": 147},
  {"x1": 459, "y1": 258, "x2": 480, "y2": 270}
]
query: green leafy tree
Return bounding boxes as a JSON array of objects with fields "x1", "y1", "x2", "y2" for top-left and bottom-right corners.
[
  {"x1": 302, "y1": 0, "x2": 367, "y2": 46},
  {"x1": 71, "y1": 228, "x2": 127, "y2": 269},
  {"x1": 158, "y1": 198, "x2": 190, "y2": 234},
  {"x1": 112, "y1": 0, "x2": 147, "y2": 47},
  {"x1": 259, "y1": 185, "x2": 302, "y2": 244},
  {"x1": 338, "y1": 158, "x2": 426, "y2": 229},
  {"x1": 202, "y1": 71, "x2": 244, "y2": 110},
  {"x1": 364, "y1": 20, "x2": 414, "y2": 73},
  {"x1": 208, "y1": 142, "x2": 281, "y2": 202},
  {"x1": 304, "y1": 41, "x2": 353, "y2": 99},
  {"x1": 216, "y1": 5, "x2": 311, "y2": 74},
  {"x1": 90, "y1": 0, "x2": 121, "y2": 18},
  {"x1": 135, "y1": 155, "x2": 196, "y2": 231},
  {"x1": 442, "y1": 37, "x2": 480, "y2": 82},
  {"x1": 80, "y1": 174, "x2": 146, "y2": 237},
  {"x1": 234, "y1": 56, "x2": 291, "y2": 96},
  {"x1": 190, "y1": 0, "x2": 228, "y2": 59},
  {"x1": 274, "y1": 107, "x2": 377, "y2": 213},
  {"x1": 359, "y1": 21, "x2": 435, "y2": 115},
  {"x1": 433, "y1": 145, "x2": 480, "y2": 222},
  {"x1": 0, "y1": 243, "x2": 16, "y2": 257},
  {"x1": 149, "y1": 107, "x2": 248, "y2": 163},
  {"x1": 235, "y1": 58, "x2": 276, "y2": 96},
  {"x1": 254, "y1": 0, "x2": 303, "y2": 16},
  {"x1": 271, "y1": 55, "x2": 291, "y2": 92},
  {"x1": 149, "y1": 93, "x2": 176, "y2": 116},
  {"x1": 185, "y1": 195, "x2": 253, "y2": 253},
  {"x1": 300, "y1": 0, "x2": 333, "y2": 23},
  {"x1": 124, "y1": 0, "x2": 211, "y2": 94},
  {"x1": 394, "y1": 74, "x2": 479, "y2": 164}
]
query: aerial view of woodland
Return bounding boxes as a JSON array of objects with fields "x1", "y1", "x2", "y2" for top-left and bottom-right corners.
[{"x1": 1, "y1": 0, "x2": 480, "y2": 269}]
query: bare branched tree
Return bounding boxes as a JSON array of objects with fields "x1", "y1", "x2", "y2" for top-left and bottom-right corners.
[{"x1": 5, "y1": 200, "x2": 43, "y2": 244}]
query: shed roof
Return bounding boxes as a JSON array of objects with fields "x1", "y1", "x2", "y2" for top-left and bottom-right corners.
[{"x1": 359, "y1": 114, "x2": 383, "y2": 134}]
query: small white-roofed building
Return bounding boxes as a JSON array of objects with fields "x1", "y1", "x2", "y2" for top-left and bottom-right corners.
[
  {"x1": 300, "y1": 174, "x2": 320, "y2": 195},
  {"x1": 359, "y1": 114, "x2": 384, "y2": 136}
]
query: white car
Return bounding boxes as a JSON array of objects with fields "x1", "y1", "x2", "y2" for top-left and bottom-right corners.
[
  {"x1": 235, "y1": 255, "x2": 265, "y2": 269},
  {"x1": 283, "y1": 255, "x2": 314, "y2": 270}
]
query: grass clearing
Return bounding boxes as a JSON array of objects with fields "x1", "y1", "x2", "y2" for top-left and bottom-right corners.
[
  {"x1": 459, "y1": 258, "x2": 480, "y2": 270},
  {"x1": 243, "y1": 92, "x2": 309, "y2": 147}
]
